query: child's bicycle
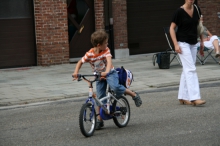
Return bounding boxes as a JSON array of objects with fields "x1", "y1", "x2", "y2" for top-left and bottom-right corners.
[{"x1": 74, "y1": 73, "x2": 130, "y2": 137}]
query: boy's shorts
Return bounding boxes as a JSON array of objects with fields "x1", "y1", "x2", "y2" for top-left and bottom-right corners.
[{"x1": 96, "y1": 69, "x2": 126, "y2": 105}]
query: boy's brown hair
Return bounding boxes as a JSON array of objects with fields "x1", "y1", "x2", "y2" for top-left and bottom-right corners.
[{"x1": 91, "y1": 30, "x2": 109, "y2": 47}]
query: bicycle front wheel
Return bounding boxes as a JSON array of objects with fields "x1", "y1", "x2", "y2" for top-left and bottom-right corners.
[
  {"x1": 112, "y1": 96, "x2": 130, "y2": 128},
  {"x1": 79, "y1": 103, "x2": 96, "y2": 137}
]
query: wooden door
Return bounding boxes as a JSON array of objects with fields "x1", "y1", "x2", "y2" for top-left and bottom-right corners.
[
  {"x1": 67, "y1": 0, "x2": 95, "y2": 59},
  {"x1": 0, "y1": 0, "x2": 36, "y2": 69}
]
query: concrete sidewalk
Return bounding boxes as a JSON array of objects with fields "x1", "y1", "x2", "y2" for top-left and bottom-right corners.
[{"x1": 0, "y1": 54, "x2": 219, "y2": 107}]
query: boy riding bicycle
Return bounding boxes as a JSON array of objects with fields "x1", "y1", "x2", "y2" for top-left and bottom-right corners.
[{"x1": 72, "y1": 30, "x2": 142, "y2": 130}]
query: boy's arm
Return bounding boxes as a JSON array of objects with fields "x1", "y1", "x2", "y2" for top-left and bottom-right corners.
[
  {"x1": 72, "y1": 59, "x2": 83, "y2": 79},
  {"x1": 101, "y1": 56, "x2": 112, "y2": 77}
]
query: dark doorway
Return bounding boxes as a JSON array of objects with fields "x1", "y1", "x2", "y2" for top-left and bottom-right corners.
[
  {"x1": 127, "y1": 0, "x2": 183, "y2": 55},
  {"x1": 67, "y1": 0, "x2": 95, "y2": 60},
  {"x1": 0, "y1": 0, "x2": 36, "y2": 69}
]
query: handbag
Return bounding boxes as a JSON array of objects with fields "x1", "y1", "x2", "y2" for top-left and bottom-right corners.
[
  {"x1": 152, "y1": 51, "x2": 170, "y2": 69},
  {"x1": 194, "y1": 4, "x2": 204, "y2": 36}
]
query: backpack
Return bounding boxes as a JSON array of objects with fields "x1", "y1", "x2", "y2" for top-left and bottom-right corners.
[{"x1": 115, "y1": 66, "x2": 133, "y2": 88}]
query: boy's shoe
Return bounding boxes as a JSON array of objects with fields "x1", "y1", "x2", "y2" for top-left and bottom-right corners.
[
  {"x1": 133, "y1": 92, "x2": 142, "y2": 107},
  {"x1": 215, "y1": 53, "x2": 220, "y2": 58},
  {"x1": 95, "y1": 119, "x2": 104, "y2": 130}
]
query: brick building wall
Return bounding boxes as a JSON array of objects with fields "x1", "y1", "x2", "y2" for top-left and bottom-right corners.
[
  {"x1": 94, "y1": 0, "x2": 128, "y2": 58},
  {"x1": 34, "y1": 0, "x2": 69, "y2": 66},
  {"x1": 33, "y1": 0, "x2": 219, "y2": 66},
  {"x1": 198, "y1": 0, "x2": 220, "y2": 36},
  {"x1": 94, "y1": 0, "x2": 105, "y2": 30},
  {"x1": 112, "y1": 0, "x2": 128, "y2": 50}
]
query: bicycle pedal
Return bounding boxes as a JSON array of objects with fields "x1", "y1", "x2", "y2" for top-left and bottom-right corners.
[{"x1": 120, "y1": 107, "x2": 127, "y2": 115}]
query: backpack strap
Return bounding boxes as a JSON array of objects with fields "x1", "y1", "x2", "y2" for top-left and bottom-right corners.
[{"x1": 118, "y1": 66, "x2": 125, "y2": 86}]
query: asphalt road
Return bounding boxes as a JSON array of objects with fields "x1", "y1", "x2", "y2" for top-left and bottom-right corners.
[{"x1": 0, "y1": 82, "x2": 220, "y2": 146}]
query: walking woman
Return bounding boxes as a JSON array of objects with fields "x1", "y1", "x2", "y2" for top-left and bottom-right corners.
[{"x1": 170, "y1": 0, "x2": 206, "y2": 106}]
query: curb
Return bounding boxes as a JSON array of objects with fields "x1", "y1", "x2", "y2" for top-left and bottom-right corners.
[
  {"x1": 1, "y1": 78, "x2": 220, "y2": 108},
  {"x1": 0, "y1": 93, "x2": 88, "y2": 107}
]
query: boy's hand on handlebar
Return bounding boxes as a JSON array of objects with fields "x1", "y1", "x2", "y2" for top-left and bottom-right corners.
[
  {"x1": 72, "y1": 73, "x2": 78, "y2": 81},
  {"x1": 101, "y1": 72, "x2": 107, "y2": 77},
  {"x1": 100, "y1": 72, "x2": 107, "y2": 80},
  {"x1": 94, "y1": 72, "x2": 106, "y2": 81},
  {"x1": 99, "y1": 76, "x2": 106, "y2": 80}
]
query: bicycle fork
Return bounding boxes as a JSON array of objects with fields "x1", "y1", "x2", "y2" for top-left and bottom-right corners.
[{"x1": 84, "y1": 89, "x2": 110, "y2": 122}]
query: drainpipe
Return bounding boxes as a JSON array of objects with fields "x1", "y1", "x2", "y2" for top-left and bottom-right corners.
[{"x1": 104, "y1": 0, "x2": 115, "y2": 58}]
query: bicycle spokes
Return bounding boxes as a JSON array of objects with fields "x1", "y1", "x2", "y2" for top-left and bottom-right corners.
[
  {"x1": 112, "y1": 96, "x2": 130, "y2": 128},
  {"x1": 79, "y1": 103, "x2": 96, "y2": 137}
]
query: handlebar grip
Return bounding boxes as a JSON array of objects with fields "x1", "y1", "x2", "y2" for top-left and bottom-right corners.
[
  {"x1": 72, "y1": 74, "x2": 82, "y2": 81},
  {"x1": 77, "y1": 74, "x2": 82, "y2": 81},
  {"x1": 94, "y1": 72, "x2": 101, "y2": 81}
]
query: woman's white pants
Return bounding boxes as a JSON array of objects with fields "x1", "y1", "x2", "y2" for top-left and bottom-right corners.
[{"x1": 178, "y1": 42, "x2": 201, "y2": 101}]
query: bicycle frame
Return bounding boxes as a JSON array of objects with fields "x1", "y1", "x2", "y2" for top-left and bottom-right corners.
[
  {"x1": 76, "y1": 74, "x2": 125, "y2": 121},
  {"x1": 99, "y1": 90, "x2": 125, "y2": 114},
  {"x1": 77, "y1": 73, "x2": 131, "y2": 137},
  {"x1": 85, "y1": 88, "x2": 122, "y2": 120}
]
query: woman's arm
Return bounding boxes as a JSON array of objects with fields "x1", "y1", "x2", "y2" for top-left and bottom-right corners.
[
  {"x1": 207, "y1": 30, "x2": 213, "y2": 37},
  {"x1": 170, "y1": 22, "x2": 182, "y2": 54}
]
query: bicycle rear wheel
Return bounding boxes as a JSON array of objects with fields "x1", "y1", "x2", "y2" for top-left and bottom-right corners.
[
  {"x1": 79, "y1": 103, "x2": 96, "y2": 137},
  {"x1": 112, "y1": 96, "x2": 130, "y2": 128}
]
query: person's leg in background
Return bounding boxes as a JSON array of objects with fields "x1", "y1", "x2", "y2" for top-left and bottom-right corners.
[
  {"x1": 207, "y1": 35, "x2": 220, "y2": 58},
  {"x1": 212, "y1": 39, "x2": 220, "y2": 57}
]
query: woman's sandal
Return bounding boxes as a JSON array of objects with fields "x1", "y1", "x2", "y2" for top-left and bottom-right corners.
[
  {"x1": 179, "y1": 99, "x2": 192, "y2": 105},
  {"x1": 191, "y1": 99, "x2": 206, "y2": 106}
]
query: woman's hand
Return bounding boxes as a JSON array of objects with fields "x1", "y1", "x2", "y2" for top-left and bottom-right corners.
[
  {"x1": 175, "y1": 44, "x2": 182, "y2": 54},
  {"x1": 203, "y1": 36, "x2": 210, "y2": 42},
  {"x1": 207, "y1": 36, "x2": 210, "y2": 41}
]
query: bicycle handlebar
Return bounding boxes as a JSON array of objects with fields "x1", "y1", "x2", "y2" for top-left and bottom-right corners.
[{"x1": 72, "y1": 73, "x2": 100, "y2": 83}]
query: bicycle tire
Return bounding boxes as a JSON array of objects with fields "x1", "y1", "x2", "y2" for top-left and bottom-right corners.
[
  {"x1": 112, "y1": 96, "x2": 130, "y2": 128},
  {"x1": 79, "y1": 103, "x2": 96, "y2": 137}
]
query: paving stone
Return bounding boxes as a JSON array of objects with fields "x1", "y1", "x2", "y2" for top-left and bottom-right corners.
[{"x1": 0, "y1": 54, "x2": 219, "y2": 106}]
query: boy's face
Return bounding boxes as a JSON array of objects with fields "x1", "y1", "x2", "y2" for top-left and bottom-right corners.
[{"x1": 98, "y1": 39, "x2": 108, "y2": 51}]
